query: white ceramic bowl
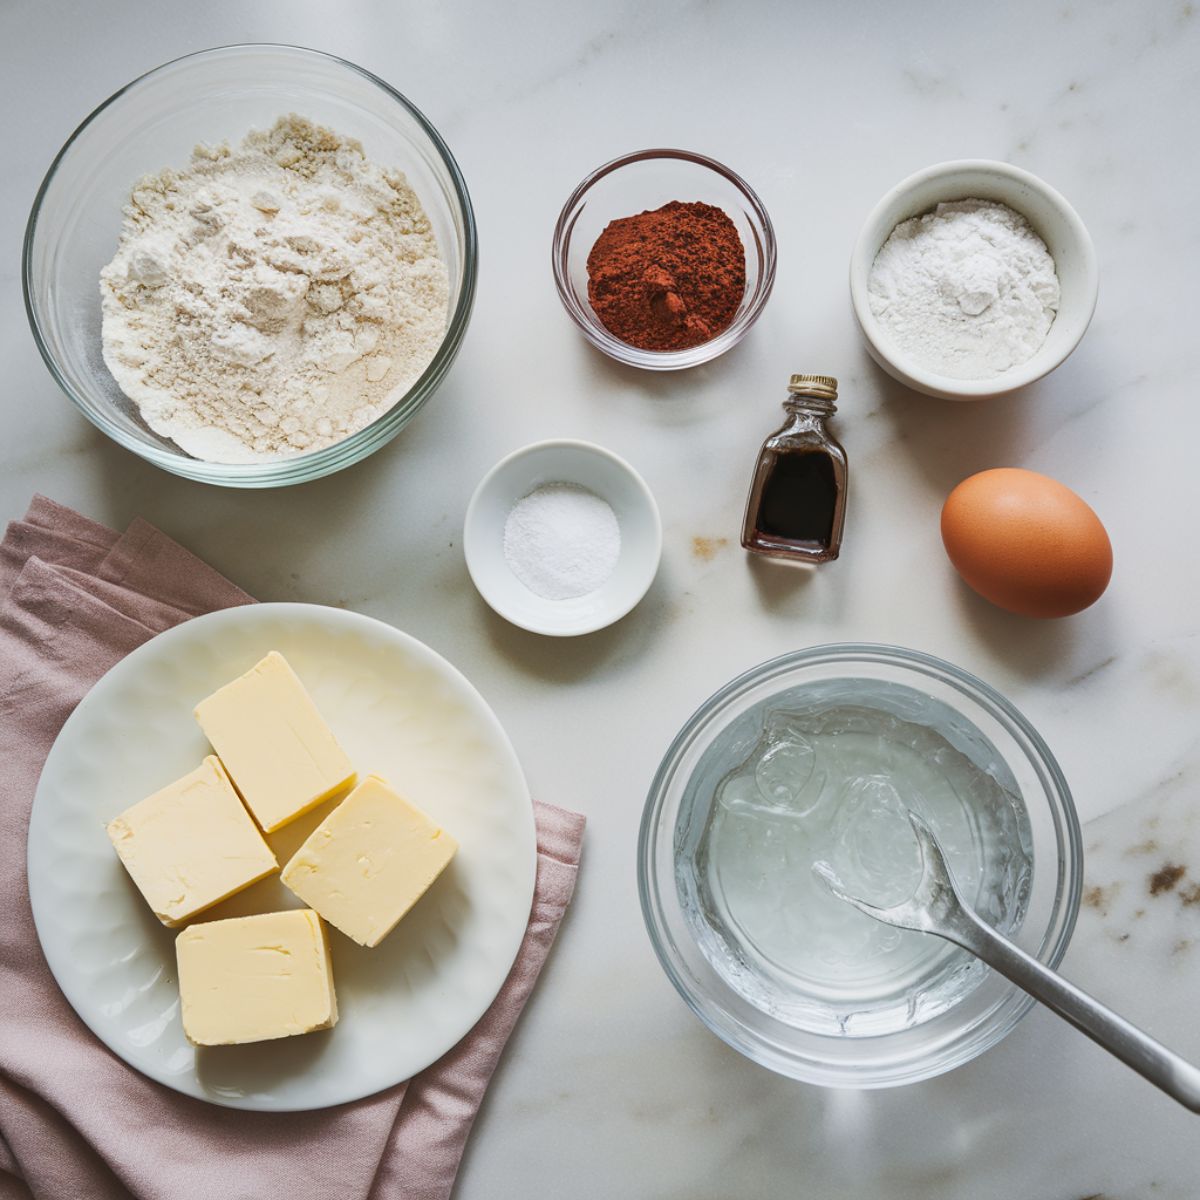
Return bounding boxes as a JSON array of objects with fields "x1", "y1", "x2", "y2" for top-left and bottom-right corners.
[
  {"x1": 464, "y1": 439, "x2": 662, "y2": 636},
  {"x1": 849, "y1": 160, "x2": 1098, "y2": 400}
]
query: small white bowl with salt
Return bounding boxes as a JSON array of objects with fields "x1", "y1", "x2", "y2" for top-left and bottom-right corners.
[
  {"x1": 849, "y1": 160, "x2": 1098, "y2": 400},
  {"x1": 464, "y1": 439, "x2": 662, "y2": 636}
]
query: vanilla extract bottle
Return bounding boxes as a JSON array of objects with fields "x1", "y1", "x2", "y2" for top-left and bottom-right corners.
[{"x1": 741, "y1": 374, "x2": 848, "y2": 563}]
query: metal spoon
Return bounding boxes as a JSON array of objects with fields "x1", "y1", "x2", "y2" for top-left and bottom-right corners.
[{"x1": 813, "y1": 809, "x2": 1200, "y2": 1113}]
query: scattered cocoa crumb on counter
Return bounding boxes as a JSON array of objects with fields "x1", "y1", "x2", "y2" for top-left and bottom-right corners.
[
  {"x1": 1174, "y1": 938, "x2": 1193, "y2": 956},
  {"x1": 691, "y1": 536, "x2": 729, "y2": 562},
  {"x1": 1149, "y1": 862, "x2": 1186, "y2": 896},
  {"x1": 1082, "y1": 883, "x2": 1119, "y2": 915},
  {"x1": 1134, "y1": 908, "x2": 1146, "y2": 919},
  {"x1": 1180, "y1": 883, "x2": 1200, "y2": 907},
  {"x1": 1125, "y1": 839, "x2": 1160, "y2": 857}
]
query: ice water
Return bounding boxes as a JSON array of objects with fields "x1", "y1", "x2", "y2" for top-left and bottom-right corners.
[{"x1": 675, "y1": 679, "x2": 1032, "y2": 1036}]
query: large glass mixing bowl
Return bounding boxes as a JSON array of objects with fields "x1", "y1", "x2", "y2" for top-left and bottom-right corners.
[
  {"x1": 23, "y1": 44, "x2": 477, "y2": 487},
  {"x1": 638, "y1": 644, "x2": 1082, "y2": 1088}
]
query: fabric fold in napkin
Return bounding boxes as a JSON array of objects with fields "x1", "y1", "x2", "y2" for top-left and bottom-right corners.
[{"x1": 0, "y1": 496, "x2": 585, "y2": 1200}]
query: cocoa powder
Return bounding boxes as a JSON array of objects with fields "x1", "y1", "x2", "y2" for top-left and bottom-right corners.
[{"x1": 586, "y1": 201, "x2": 746, "y2": 352}]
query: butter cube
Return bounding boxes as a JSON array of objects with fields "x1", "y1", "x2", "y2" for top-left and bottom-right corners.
[
  {"x1": 281, "y1": 775, "x2": 458, "y2": 948},
  {"x1": 175, "y1": 909, "x2": 338, "y2": 1046},
  {"x1": 107, "y1": 756, "x2": 277, "y2": 927},
  {"x1": 194, "y1": 651, "x2": 356, "y2": 832}
]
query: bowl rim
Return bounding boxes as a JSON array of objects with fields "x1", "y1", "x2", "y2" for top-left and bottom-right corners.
[
  {"x1": 551, "y1": 147, "x2": 777, "y2": 372},
  {"x1": 848, "y1": 158, "x2": 1099, "y2": 401},
  {"x1": 462, "y1": 436, "x2": 663, "y2": 637},
  {"x1": 22, "y1": 42, "x2": 478, "y2": 488},
  {"x1": 638, "y1": 641, "x2": 1084, "y2": 1087}
]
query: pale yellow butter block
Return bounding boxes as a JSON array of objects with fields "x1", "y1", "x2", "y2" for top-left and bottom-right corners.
[
  {"x1": 281, "y1": 774, "x2": 458, "y2": 948},
  {"x1": 106, "y1": 756, "x2": 277, "y2": 927},
  {"x1": 175, "y1": 908, "x2": 338, "y2": 1047},
  {"x1": 194, "y1": 651, "x2": 356, "y2": 832}
]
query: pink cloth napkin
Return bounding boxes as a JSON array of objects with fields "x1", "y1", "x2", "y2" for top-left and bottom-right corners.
[{"x1": 0, "y1": 496, "x2": 585, "y2": 1200}]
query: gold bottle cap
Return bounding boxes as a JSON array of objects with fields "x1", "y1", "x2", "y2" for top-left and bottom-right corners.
[{"x1": 788, "y1": 374, "x2": 838, "y2": 400}]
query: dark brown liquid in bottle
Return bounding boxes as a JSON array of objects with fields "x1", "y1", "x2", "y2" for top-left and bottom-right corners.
[
  {"x1": 741, "y1": 374, "x2": 847, "y2": 563},
  {"x1": 756, "y1": 452, "x2": 838, "y2": 547}
]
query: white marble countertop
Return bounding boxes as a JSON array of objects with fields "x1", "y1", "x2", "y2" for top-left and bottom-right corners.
[{"x1": 3, "y1": 1, "x2": 1199, "y2": 1196}]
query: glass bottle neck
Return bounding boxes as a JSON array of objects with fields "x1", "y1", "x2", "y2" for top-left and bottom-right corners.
[
  {"x1": 784, "y1": 395, "x2": 836, "y2": 418},
  {"x1": 780, "y1": 397, "x2": 835, "y2": 432}
]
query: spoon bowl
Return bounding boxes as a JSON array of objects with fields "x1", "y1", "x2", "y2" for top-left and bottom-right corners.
[{"x1": 816, "y1": 809, "x2": 1200, "y2": 1114}]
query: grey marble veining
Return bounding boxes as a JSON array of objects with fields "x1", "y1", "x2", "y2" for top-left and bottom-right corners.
[{"x1": 3, "y1": 0, "x2": 1200, "y2": 1196}]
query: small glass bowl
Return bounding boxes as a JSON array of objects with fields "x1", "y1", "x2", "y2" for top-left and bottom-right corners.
[
  {"x1": 552, "y1": 149, "x2": 776, "y2": 371},
  {"x1": 638, "y1": 643, "x2": 1083, "y2": 1088},
  {"x1": 23, "y1": 44, "x2": 477, "y2": 488}
]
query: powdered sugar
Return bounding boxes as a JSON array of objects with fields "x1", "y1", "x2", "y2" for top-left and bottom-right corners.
[
  {"x1": 867, "y1": 199, "x2": 1059, "y2": 380},
  {"x1": 503, "y1": 484, "x2": 621, "y2": 601},
  {"x1": 100, "y1": 115, "x2": 448, "y2": 464}
]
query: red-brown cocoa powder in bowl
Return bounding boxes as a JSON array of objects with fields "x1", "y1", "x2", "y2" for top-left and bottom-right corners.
[{"x1": 585, "y1": 201, "x2": 746, "y2": 352}]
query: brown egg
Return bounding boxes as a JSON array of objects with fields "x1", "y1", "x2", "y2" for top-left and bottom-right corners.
[{"x1": 941, "y1": 468, "x2": 1112, "y2": 618}]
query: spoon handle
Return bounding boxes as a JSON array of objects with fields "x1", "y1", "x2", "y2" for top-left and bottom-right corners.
[{"x1": 951, "y1": 907, "x2": 1200, "y2": 1113}]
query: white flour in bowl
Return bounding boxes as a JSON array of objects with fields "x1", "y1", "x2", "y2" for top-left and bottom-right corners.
[
  {"x1": 100, "y1": 115, "x2": 449, "y2": 464},
  {"x1": 867, "y1": 199, "x2": 1059, "y2": 380}
]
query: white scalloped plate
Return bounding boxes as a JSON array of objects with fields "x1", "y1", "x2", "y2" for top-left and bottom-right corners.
[{"x1": 28, "y1": 603, "x2": 536, "y2": 1111}]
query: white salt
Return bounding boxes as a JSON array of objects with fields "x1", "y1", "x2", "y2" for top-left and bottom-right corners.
[{"x1": 503, "y1": 483, "x2": 621, "y2": 601}]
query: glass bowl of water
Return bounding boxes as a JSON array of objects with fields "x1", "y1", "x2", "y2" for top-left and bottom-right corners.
[{"x1": 638, "y1": 643, "x2": 1082, "y2": 1088}]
